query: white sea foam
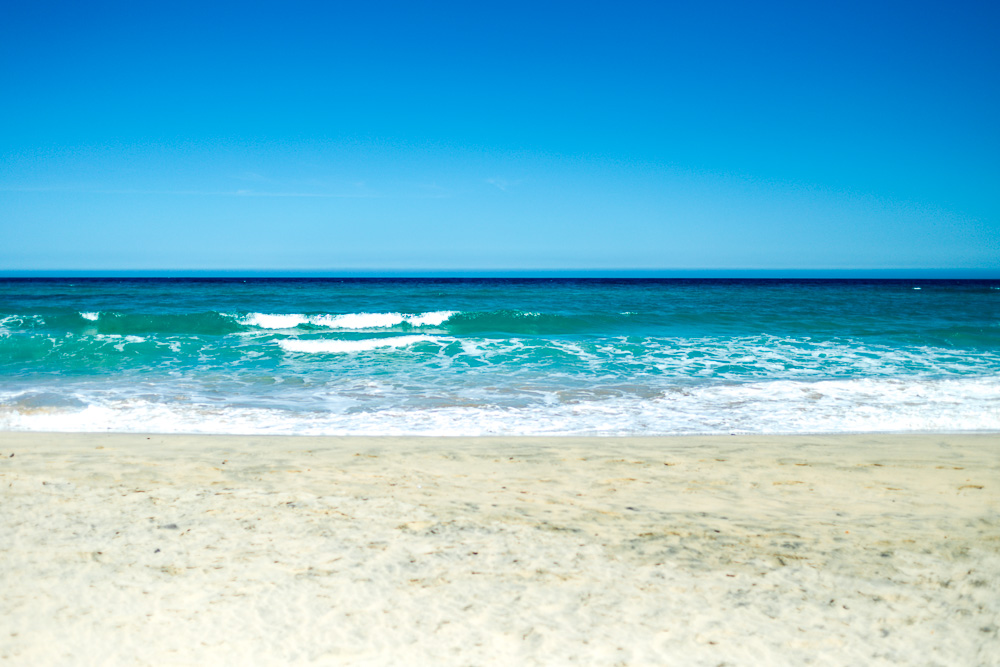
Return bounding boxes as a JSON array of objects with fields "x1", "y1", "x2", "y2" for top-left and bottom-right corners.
[
  {"x1": 2, "y1": 375, "x2": 998, "y2": 436},
  {"x1": 0, "y1": 314, "x2": 44, "y2": 329},
  {"x1": 80, "y1": 312, "x2": 100, "y2": 321},
  {"x1": 405, "y1": 311, "x2": 456, "y2": 326},
  {"x1": 92, "y1": 334, "x2": 147, "y2": 351},
  {"x1": 310, "y1": 313, "x2": 403, "y2": 329},
  {"x1": 94, "y1": 334, "x2": 146, "y2": 342},
  {"x1": 238, "y1": 313, "x2": 310, "y2": 329},
  {"x1": 279, "y1": 335, "x2": 439, "y2": 354},
  {"x1": 238, "y1": 311, "x2": 456, "y2": 330}
]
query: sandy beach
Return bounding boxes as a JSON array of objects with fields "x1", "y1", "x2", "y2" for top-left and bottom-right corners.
[{"x1": 1, "y1": 432, "x2": 997, "y2": 665}]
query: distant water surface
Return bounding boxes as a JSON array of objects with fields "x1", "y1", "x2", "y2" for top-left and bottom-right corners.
[{"x1": 1, "y1": 278, "x2": 998, "y2": 435}]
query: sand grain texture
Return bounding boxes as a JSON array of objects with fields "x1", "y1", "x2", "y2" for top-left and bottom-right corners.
[{"x1": 1, "y1": 433, "x2": 998, "y2": 665}]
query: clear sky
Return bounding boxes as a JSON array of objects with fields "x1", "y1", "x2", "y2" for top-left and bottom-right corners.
[{"x1": 2, "y1": 0, "x2": 998, "y2": 273}]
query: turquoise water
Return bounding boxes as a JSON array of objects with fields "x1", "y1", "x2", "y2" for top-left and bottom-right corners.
[{"x1": 1, "y1": 278, "x2": 998, "y2": 434}]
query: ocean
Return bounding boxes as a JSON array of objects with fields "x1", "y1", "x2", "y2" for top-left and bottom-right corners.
[{"x1": 1, "y1": 278, "x2": 998, "y2": 435}]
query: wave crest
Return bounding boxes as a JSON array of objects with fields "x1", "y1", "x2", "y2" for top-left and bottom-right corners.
[
  {"x1": 278, "y1": 335, "x2": 440, "y2": 354},
  {"x1": 238, "y1": 311, "x2": 456, "y2": 330}
]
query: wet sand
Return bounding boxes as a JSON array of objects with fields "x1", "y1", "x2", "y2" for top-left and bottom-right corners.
[{"x1": 1, "y1": 432, "x2": 998, "y2": 665}]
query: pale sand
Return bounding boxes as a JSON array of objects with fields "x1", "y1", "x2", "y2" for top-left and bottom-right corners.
[{"x1": 1, "y1": 433, "x2": 998, "y2": 666}]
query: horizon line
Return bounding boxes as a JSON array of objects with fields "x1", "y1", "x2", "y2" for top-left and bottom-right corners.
[{"x1": 2, "y1": 268, "x2": 999, "y2": 279}]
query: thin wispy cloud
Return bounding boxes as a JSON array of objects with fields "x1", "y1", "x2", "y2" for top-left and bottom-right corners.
[
  {"x1": 486, "y1": 178, "x2": 521, "y2": 192},
  {"x1": 0, "y1": 186, "x2": 378, "y2": 198}
]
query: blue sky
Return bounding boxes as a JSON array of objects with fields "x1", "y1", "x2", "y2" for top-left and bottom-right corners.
[{"x1": 2, "y1": 0, "x2": 998, "y2": 273}]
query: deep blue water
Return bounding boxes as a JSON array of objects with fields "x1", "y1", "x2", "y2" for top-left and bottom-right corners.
[{"x1": 1, "y1": 278, "x2": 998, "y2": 434}]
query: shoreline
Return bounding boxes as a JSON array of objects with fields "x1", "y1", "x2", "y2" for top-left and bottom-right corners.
[
  {"x1": 3, "y1": 429, "x2": 1000, "y2": 443},
  {"x1": 2, "y1": 432, "x2": 998, "y2": 664}
]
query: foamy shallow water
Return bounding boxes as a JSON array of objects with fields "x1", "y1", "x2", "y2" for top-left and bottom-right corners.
[{"x1": 2, "y1": 376, "x2": 1000, "y2": 435}]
